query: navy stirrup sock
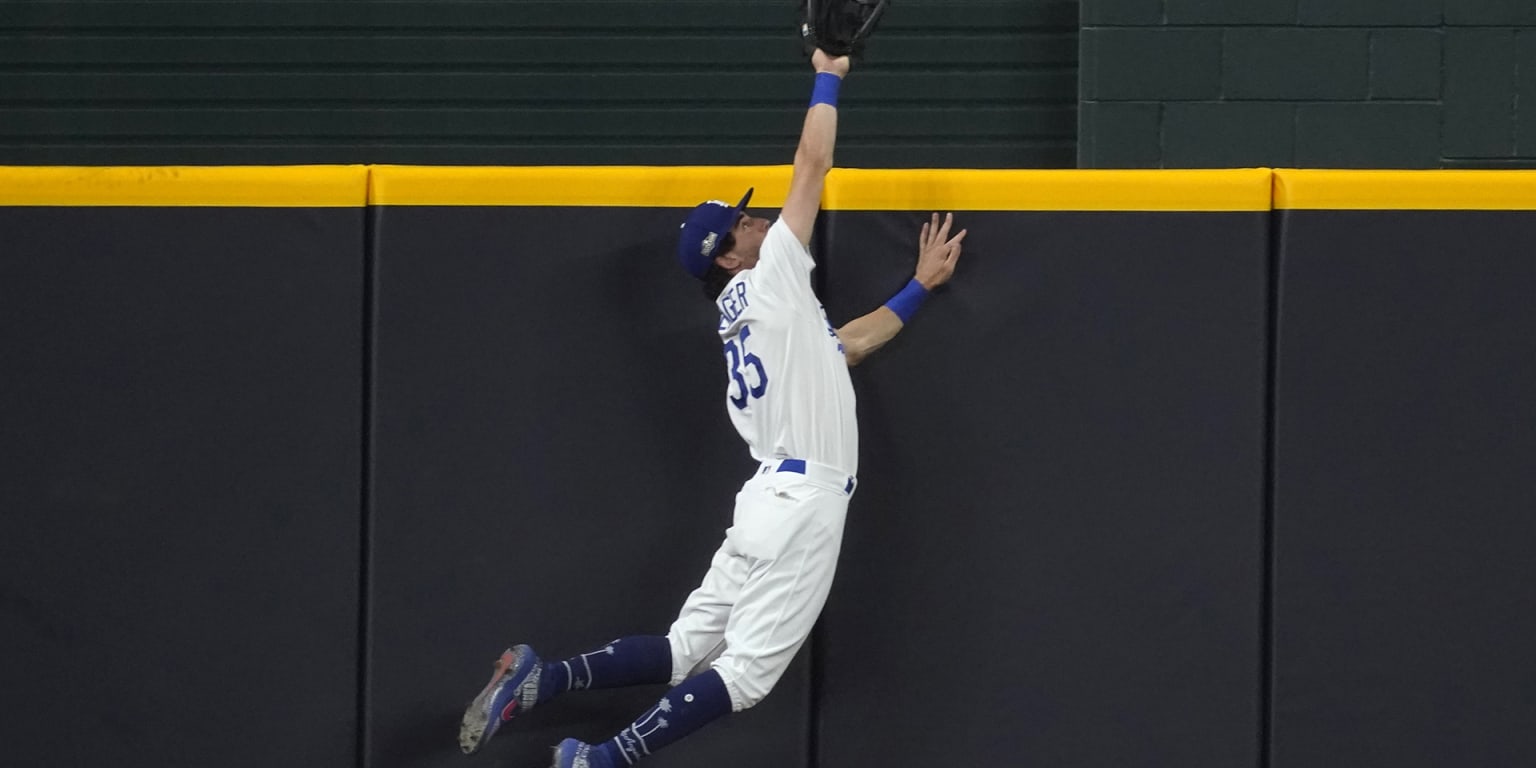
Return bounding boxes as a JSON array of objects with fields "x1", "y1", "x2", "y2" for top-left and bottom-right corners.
[
  {"x1": 597, "y1": 669, "x2": 733, "y2": 766},
  {"x1": 538, "y1": 636, "x2": 672, "y2": 703}
]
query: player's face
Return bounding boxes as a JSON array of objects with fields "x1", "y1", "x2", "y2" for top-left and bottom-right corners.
[{"x1": 729, "y1": 212, "x2": 771, "y2": 269}]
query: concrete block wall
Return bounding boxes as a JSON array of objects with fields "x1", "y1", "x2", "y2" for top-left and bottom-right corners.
[
  {"x1": 1079, "y1": 0, "x2": 1536, "y2": 168},
  {"x1": 0, "y1": 0, "x2": 1078, "y2": 168}
]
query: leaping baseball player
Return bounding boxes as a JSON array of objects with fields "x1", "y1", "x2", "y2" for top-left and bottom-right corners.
[{"x1": 459, "y1": 44, "x2": 966, "y2": 768}]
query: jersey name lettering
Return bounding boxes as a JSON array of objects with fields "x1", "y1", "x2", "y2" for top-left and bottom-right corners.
[{"x1": 717, "y1": 282, "x2": 750, "y2": 329}]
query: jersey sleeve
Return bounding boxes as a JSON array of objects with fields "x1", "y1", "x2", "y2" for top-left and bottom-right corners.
[{"x1": 753, "y1": 218, "x2": 817, "y2": 299}]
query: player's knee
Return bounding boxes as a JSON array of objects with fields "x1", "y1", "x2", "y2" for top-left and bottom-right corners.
[
  {"x1": 710, "y1": 661, "x2": 781, "y2": 712},
  {"x1": 665, "y1": 631, "x2": 691, "y2": 684},
  {"x1": 666, "y1": 631, "x2": 722, "y2": 686},
  {"x1": 725, "y1": 676, "x2": 771, "y2": 711}
]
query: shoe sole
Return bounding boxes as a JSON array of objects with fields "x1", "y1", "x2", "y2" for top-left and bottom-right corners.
[
  {"x1": 551, "y1": 738, "x2": 587, "y2": 768},
  {"x1": 459, "y1": 646, "x2": 533, "y2": 754}
]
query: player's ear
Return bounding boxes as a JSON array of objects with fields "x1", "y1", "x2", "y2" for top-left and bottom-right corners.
[{"x1": 714, "y1": 250, "x2": 742, "y2": 272}]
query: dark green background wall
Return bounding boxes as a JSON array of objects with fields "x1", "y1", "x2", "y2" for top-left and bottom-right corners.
[
  {"x1": 0, "y1": 0, "x2": 1077, "y2": 168},
  {"x1": 1080, "y1": 1, "x2": 1536, "y2": 168},
  {"x1": 8, "y1": 2, "x2": 1536, "y2": 169}
]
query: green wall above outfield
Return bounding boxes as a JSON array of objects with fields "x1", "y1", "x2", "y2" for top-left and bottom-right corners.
[
  {"x1": 8, "y1": 1, "x2": 1536, "y2": 169},
  {"x1": 1080, "y1": 0, "x2": 1536, "y2": 168},
  {"x1": 0, "y1": 0, "x2": 1078, "y2": 168}
]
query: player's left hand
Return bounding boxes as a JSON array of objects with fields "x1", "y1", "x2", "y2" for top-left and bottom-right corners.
[
  {"x1": 812, "y1": 48, "x2": 851, "y2": 78},
  {"x1": 914, "y1": 212, "x2": 966, "y2": 289}
]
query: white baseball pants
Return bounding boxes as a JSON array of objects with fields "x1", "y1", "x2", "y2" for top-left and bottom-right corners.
[{"x1": 666, "y1": 459, "x2": 854, "y2": 712}]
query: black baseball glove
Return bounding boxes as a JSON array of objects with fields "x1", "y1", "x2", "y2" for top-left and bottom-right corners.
[{"x1": 798, "y1": 0, "x2": 891, "y2": 58}]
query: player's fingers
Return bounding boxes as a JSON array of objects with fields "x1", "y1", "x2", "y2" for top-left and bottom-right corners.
[
  {"x1": 947, "y1": 228, "x2": 968, "y2": 246},
  {"x1": 920, "y1": 221, "x2": 930, "y2": 246},
  {"x1": 934, "y1": 212, "x2": 953, "y2": 241},
  {"x1": 948, "y1": 229, "x2": 968, "y2": 261}
]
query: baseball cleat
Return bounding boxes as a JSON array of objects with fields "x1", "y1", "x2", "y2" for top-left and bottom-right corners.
[
  {"x1": 459, "y1": 644, "x2": 543, "y2": 754},
  {"x1": 551, "y1": 738, "x2": 612, "y2": 768}
]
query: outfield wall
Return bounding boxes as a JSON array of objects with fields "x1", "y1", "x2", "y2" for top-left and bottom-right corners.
[{"x1": 2, "y1": 167, "x2": 1531, "y2": 768}]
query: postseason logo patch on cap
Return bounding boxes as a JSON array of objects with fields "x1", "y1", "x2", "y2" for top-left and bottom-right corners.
[{"x1": 697, "y1": 200, "x2": 733, "y2": 256}]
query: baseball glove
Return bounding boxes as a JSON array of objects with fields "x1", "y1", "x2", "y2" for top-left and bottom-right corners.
[{"x1": 798, "y1": 0, "x2": 891, "y2": 58}]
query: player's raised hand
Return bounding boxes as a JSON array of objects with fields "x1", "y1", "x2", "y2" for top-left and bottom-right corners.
[
  {"x1": 812, "y1": 48, "x2": 851, "y2": 78},
  {"x1": 914, "y1": 212, "x2": 966, "y2": 289}
]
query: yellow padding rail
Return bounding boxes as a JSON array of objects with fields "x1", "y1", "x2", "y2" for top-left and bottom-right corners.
[
  {"x1": 7, "y1": 166, "x2": 1536, "y2": 211},
  {"x1": 368, "y1": 166, "x2": 1273, "y2": 211},
  {"x1": 1274, "y1": 169, "x2": 1536, "y2": 210},
  {"x1": 0, "y1": 166, "x2": 369, "y2": 207},
  {"x1": 824, "y1": 168, "x2": 1274, "y2": 211},
  {"x1": 369, "y1": 165, "x2": 795, "y2": 208}
]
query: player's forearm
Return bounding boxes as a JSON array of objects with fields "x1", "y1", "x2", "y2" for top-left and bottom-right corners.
[
  {"x1": 793, "y1": 97, "x2": 839, "y2": 178},
  {"x1": 837, "y1": 277, "x2": 933, "y2": 366},
  {"x1": 837, "y1": 306, "x2": 904, "y2": 367},
  {"x1": 782, "y1": 70, "x2": 844, "y2": 245}
]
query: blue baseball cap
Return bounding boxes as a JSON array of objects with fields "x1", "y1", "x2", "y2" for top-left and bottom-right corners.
[{"x1": 677, "y1": 188, "x2": 753, "y2": 279}]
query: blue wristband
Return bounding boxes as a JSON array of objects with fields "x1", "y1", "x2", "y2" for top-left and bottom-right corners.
[
  {"x1": 810, "y1": 72, "x2": 841, "y2": 108},
  {"x1": 883, "y1": 278, "x2": 929, "y2": 323}
]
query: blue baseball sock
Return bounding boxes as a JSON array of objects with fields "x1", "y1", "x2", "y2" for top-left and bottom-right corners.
[
  {"x1": 595, "y1": 669, "x2": 733, "y2": 766},
  {"x1": 537, "y1": 636, "x2": 672, "y2": 704}
]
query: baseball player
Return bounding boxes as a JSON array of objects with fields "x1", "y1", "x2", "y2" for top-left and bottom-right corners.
[{"x1": 459, "y1": 48, "x2": 965, "y2": 768}]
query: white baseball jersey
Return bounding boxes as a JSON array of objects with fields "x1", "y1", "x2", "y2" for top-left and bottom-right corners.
[{"x1": 713, "y1": 218, "x2": 858, "y2": 475}]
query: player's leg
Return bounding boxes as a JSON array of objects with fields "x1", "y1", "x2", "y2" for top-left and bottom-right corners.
[
  {"x1": 666, "y1": 537, "x2": 748, "y2": 683},
  {"x1": 710, "y1": 481, "x2": 847, "y2": 712},
  {"x1": 460, "y1": 633, "x2": 681, "y2": 755},
  {"x1": 550, "y1": 539, "x2": 746, "y2": 766},
  {"x1": 554, "y1": 668, "x2": 734, "y2": 768},
  {"x1": 550, "y1": 532, "x2": 746, "y2": 765},
  {"x1": 499, "y1": 536, "x2": 750, "y2": 706},
  {"x1": 554, "y1": 479, "x2": 847, "y2": 767},
  {"x1": 538, "y1": 635, "x2": 673, "y2": 699},
  {"x1": 461, "y1": 532, "x2": 745, "y2": 756}
]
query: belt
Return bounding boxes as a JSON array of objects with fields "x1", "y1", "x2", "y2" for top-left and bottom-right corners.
[{"x1": 758, "y1": 457, "x2": 857, "y2": 495}]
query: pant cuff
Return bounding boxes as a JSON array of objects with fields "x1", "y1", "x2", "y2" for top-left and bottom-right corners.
[{"x1": 713, "y1": 666, "x2": 752, "y2": 713}]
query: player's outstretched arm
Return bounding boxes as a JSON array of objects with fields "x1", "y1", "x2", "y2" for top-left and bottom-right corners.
[
  {"x1": 836, "y1": 212, "x2": 967, "y2": 366},
  {"x1": 780, "y1": 50, "x2": 850, "y2": 248}
]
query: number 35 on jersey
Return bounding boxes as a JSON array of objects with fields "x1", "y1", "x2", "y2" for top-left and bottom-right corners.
[{"x1": 724, "y1": 325, "x2": 768, "y2": 410}]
